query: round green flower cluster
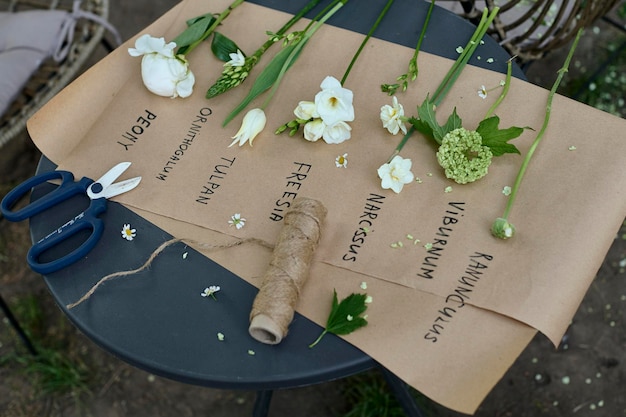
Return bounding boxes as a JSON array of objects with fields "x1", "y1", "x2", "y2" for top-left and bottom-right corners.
[{"x1": 436, "y1": 127, "x2": 493, "y2": 184}]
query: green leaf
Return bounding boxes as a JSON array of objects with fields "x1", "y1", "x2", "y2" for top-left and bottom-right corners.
[
  {"x1": 211, "y1": 32, "x2": 245, "y2": 62},
  {"x1": 223, "y1": 41, "x2": 306, "y2": 126},
  {"x1": 411, "y1": 97, "x2": 462, "y2": 145},
  {"x1": 173, "y1": 14, "x2": 216, "y2": 53},
  {"x1": 476, "y1": 116, "x2": 524, "y2": 156},
  {"x1": 309, "y1": 289, "x2": 368, "y2": 348}
]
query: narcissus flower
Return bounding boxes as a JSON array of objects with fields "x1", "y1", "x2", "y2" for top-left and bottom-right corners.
[
  {"x1": 377, "y1": 155, "x2": 415, "y2": 193},
  {"x1": 380, "y1": 96, "x2": 407, "y2": 135},
  {"x1": 128, "y1": 34, "x2": 195, "y2": 98},
  {"x1": 436, "y1": 127, "x2": 493, "y2": 184},
  {"x1": 230, "y1": 108, "x2": 266, "y2": 147}
]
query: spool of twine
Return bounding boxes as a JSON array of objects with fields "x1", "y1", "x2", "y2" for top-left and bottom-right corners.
[{"x1": 248, "y1": 197, "x2": 327, "y2": 345}]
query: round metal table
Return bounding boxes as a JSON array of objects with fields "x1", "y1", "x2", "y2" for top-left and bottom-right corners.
[{"x1": 27, "y1": 1, "x2": 522, "y2": 415}]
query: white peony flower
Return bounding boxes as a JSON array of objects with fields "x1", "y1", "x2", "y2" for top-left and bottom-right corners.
[
  {"x1": 229, "y1": 108, "x2": 267, "y2": 147},
  {"x1": 380, "y1": 96, "x2": 407, "y2": 135},
  {"x1": 314, "y1": 76, "x2": 354, "y2": 126},
  {"x1": 128, "y1": 34, "x2": 195, "y2": 98},
  {"x1": 377, "y1": 155, "x2": 415, "y2": 193}
]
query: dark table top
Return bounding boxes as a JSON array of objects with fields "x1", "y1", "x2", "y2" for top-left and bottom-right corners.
[{"x1": 28, "y1": 0, "x2": 521, "y2": 392}]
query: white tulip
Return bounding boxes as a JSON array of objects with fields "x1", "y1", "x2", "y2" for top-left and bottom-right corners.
[
  {"x1": 128, "y1": 34, "x2": 195, "y2": 98},
  {"x1": 229, "y1": 108, "x2": 267, "y2": 147}
]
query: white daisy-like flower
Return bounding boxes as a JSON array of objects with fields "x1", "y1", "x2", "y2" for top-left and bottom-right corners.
[
  {"x1": 201, "y1": 285, "x2": 221, "y2": 300},
  {"x1": 335, "y1": 153, "x2": 348, "y2": 168},
  {"x1": 121, "y1": 224, "x2": 136, "y2": 241},
  {"x1": 228, "y1": 213, "x2": 246, "y2": 229},
  {"x1": 478, "y1": 85, "x2": 488, "y2": 99}
]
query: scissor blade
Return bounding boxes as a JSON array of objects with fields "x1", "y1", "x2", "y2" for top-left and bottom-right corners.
[
  {"x1": 100, "y1": 176, "x2": 142, "y2": 199},
  {"x1": 94, "y1": 162, "x2": 132, "y2": 189}
]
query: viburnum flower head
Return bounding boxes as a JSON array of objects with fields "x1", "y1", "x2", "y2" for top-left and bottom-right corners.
[
  {"x1": 377, "y1": 155, "x2": 415, "y2": 193},
  {"x1": 314, "y1": 76, "x2": 355, "y2": 126},
  {"x1": 128, "y1": 34, "x2": 195, "y2": 98},
  {"x1": 436, "y1": 127, "x2": 493, "y2": 184}
]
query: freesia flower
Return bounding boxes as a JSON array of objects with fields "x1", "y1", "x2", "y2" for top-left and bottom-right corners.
[
  {"x1": 303, "y1": 119, "x2": 325, "y2": 142},
  {"x1": 314, "y1": 76, "x2": 354, "y2": 126},
  {"x1": 377, "y1": 155, "x2": 415, "y2": 193},
  {"x1": 229, "y1": 108, "x2": 266, "y2": 147},
  {"x1": 322, "y1": 121, "x2": 352, "y2": 144},
  {"x1": 128, "y1": 34, "x2": 195, "y2": 98},
  {"x1": 380, "y1": 96, "x2": 407, "y2": 135},
  {"x1": 294, "y1": 101, "x2": 319, "y2": 120},
  {"x1": 436, "y1": 127, "x2": 493, "y2": 184}
]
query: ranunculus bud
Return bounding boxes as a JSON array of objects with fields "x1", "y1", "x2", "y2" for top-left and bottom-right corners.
[{"x1": 491, "y1": 217, "x2": 516, "y2": 239}]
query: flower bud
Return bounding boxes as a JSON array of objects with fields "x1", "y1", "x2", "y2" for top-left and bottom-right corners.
[
  {"x1": 229, "y1": 108, "x2": 267, "y2": 147},
  {"x1": 491, "y1": 217, "x2": 516, "y2": 239}
]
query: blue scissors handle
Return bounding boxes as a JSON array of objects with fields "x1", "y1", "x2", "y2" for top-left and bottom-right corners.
[
  {"x1": 27, "y1": 198, "x2": 107, "y2": 274},
  {"x1": 1, "y1": 170, "x2": 93, "y2": 222}
]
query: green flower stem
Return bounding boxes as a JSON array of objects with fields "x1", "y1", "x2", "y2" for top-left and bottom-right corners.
[
  {"x1": 484, "y1": 58, "x2": 513, "y2": 119},
  {"x1": 386, "y1": 6, "x2": 499, "y2": 163},
  {"x1": 261, "y1": 0, "x2": 347, "y2": 109},
  {"x1": 499, "y1": 28, "x2": 583, "y2": 223},
  {"x1": 184, "y1": 0, "x2": 246, "y2": 55},
  {"x1": 340, "y1": 0, "x2": 395, "y2": 86},
  {"x1": 410, "y1": 0, "x2": 435, "y2": 77},
  {"x1": 249, "y1": 0, "x2": 323, "y2": 65},
  {"x1": 431, "y1": 7, "x2": 499, "y2": 105},
  {"x1": 308, "y1": 329, "x2": 328, "y2": 348},
  {"x1": 381, "y1": 0, "x2": 434, "y2": 95}
]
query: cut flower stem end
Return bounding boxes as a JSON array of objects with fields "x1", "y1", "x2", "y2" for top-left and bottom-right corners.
[{"x1": 492, "y1": 28, "x2": 584, "y2": 240}]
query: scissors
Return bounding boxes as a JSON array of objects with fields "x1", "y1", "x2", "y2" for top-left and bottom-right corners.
[{"x1": 1, "y1": 162, "x2": 142, "y2": 274}]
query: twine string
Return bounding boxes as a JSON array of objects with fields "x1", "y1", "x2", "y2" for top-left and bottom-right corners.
[
  {"x1": 66, "y1": 236, "x2": 273, "y2": 309},
  {"x1": 248, "y1": 198, "x2": 327, "y2": 345}
]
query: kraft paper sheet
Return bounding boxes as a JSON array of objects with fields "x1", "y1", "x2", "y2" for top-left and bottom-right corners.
[{"x1": 27, "y1": 0, "x2": 626, "y2": 414}]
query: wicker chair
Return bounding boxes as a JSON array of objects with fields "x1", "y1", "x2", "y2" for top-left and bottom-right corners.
[
  {"x1": 439, "y1": 0, "x2": 619, "y2": 64},
  {"x1": 0, "y1": 0, "x2": 118, "y2": 148}
]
